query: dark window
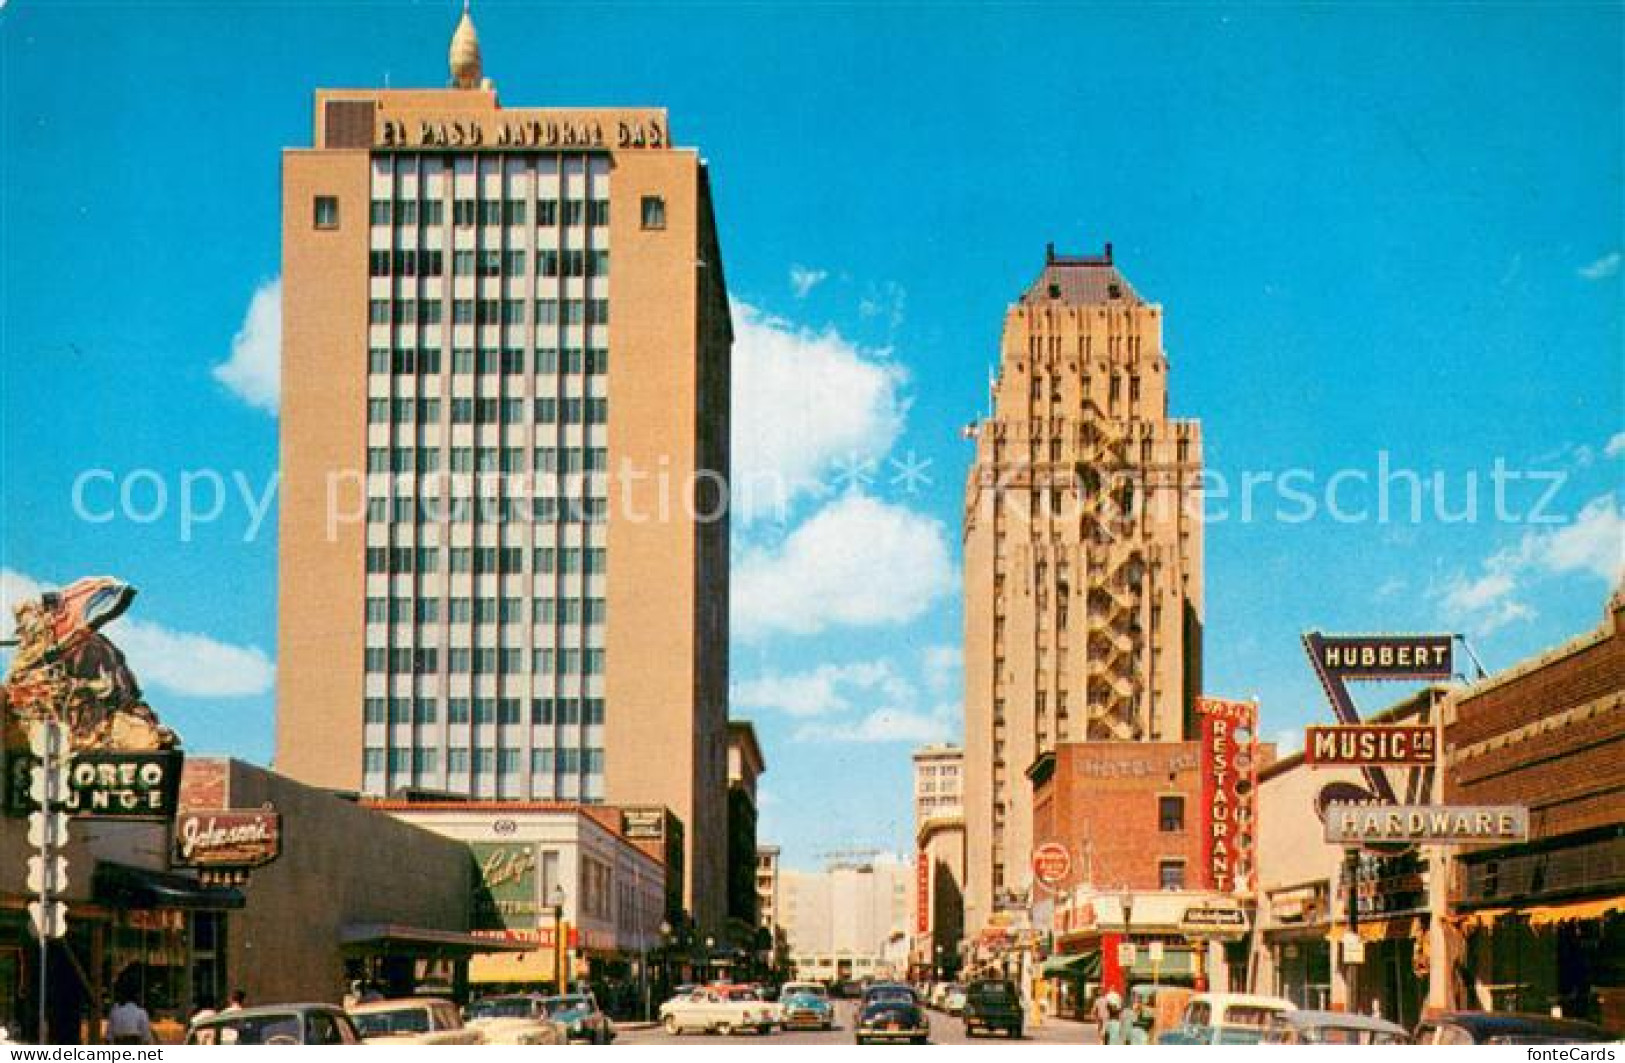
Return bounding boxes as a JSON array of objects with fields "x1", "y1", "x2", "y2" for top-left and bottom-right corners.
[
  {"x1": 313, "y1": 196, "x2": 340, "y2": 229},
  {"x1": 1158, "y1": 860, "x2": 1185, "y2": 890},
  {"x1": 640, "y1": 195, "x2": 666, "y2": 230},
  {"x1": 1158, "y1": 796, "x2": 1185, "y2": 832}
]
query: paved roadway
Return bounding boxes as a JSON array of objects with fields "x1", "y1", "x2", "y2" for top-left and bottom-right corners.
[{"x1": 618, "y1": 1001, "x2": 1102, "y2": 1046}]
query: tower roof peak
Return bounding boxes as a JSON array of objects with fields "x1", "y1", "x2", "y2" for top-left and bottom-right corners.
[{"x1": 449, "y1": 1, "x2": 486, "y2": 90}]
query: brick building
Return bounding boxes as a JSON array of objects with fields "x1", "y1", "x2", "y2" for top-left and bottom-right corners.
[{"x1": 1443, "y1": 589, "x2": 1625, "y2": 1028}]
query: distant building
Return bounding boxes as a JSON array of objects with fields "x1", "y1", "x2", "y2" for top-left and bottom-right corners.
[
  {"x1": 962, "y1": 244, "x2": 1204, "y2": 935},
  {"x1": 912, "y1": 745, "x2": 965, "y2": 978},
  {"x1": 273, "y1": 6, "x2": 733, "y2": 929},
  {"x1": 781, "y1": 854, "x2": 911, "y2": 982},
  {"x1": 726, "y1": 722, "x2": 766, "y2": 935},
  {"x1": 756, "y1": 845, "x2": 781, "y2": 935}
]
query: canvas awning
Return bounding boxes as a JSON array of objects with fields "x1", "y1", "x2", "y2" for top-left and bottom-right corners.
[
  {"x1": 1040, "y1": 951, "x2": 1101, "y2": 979},
  {"x1": 93, "y1": 863, "x2": 245, "y2": 911},
  {"x1": 340, "y1": 923, "x2": 533, "y2": 960},
  {"x1": 1457, "y1": 897, "x2": 1621, "y2": 932}
]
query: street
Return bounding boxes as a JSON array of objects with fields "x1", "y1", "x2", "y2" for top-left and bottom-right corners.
[{"x1": 617, "y1": 1002, "x2": 1102, "y2": 1046}]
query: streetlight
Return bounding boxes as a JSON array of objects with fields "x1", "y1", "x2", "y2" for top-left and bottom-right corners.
[
  {"x1": 704, "y1": 936, "x2": 716, "y2": 984},
  {"x1": 551, "y1": 884, "x2": 569, "y2": 994},
  {"x1": 1119, "y1": 889, "x2": 1135, "y2": 997}
]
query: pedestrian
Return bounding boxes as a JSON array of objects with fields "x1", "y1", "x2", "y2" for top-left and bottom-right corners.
[
  {"x1": 225, "y1": 989, "x2": 247, "y2": 1012},
  {"x1": 108, "y1": 992, "x2": 155, "y2": 1045},
  {"x1": 1091, "y1": 989, "x2": 1113, "y2": 1039},
  {"x1": 190, "y1": 996, "x2": 218, "y2": 1027}
]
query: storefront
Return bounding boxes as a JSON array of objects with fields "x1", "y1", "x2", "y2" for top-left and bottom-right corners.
[
  {"x1": 1046, "y1": 891, "x2": 1248, "y2": 1011},
  {"x1": 1257, "y1": 882, "x2": 1334, "y2": 1009}
]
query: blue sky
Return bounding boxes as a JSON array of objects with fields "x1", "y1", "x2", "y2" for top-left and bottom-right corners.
[{"x1": 1, "y1": 2, "x2": 1620, "y2": 871}]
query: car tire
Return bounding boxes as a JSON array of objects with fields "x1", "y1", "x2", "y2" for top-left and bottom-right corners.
[
  {"x1": 663, "y1": 1016, "x2": 680, "y2": 1036},
  {"x1": 716, "y1": 1022, "x2": 734, "y2": 1037},
  {"x1": 965, "y1": 1025, "x2": 976, "y2": 1038}
]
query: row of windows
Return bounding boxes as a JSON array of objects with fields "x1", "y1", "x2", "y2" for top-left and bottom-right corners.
[
  {"x1": 366, "y1": 495, "x2": 608, "y2": 523},
  {"x1": 370, "y1": 248, "x2": 611, "y2": 280},
  {"x1": 363, "y1": 646, "x2": 607, "y2": 675},
  {"x1": 365, "y1": 596, "x2": 606, "y2": 625},
  {"x1": 367, "y1": 346, "x2": 609, "y2": 377},
  {"x1": 369, "y1": 298, "x2": 610, "y2": 327},
  {"x1": 361, "y1": 447, "x2": 609, "y2": 475},
  {"x1": 363, "y1": 696, "x2": 607, "y2": 725},
  {"x1": 371, "y1": 198, "x2": 610, "y2": 229},
  {"x1": 361, "y1": 397, "x2": 608, "y2": 438},
  {"x1": 364, "y1": 545, "x2": 607, "y2": 575},
  {"x1": 363, "y1": 746, "x2": 606, "y2": 776}
]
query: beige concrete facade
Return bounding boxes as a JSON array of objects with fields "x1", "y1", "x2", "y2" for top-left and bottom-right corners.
[
  {"x1": 911, "y1": 745, "x2": 965, "y2": 970},
  {"x1": 962, "y1": 245, "x2": 1204, "y2": 937},
  {"x1": 276, "y1": 30, "x2": 731, "y2": 929}
]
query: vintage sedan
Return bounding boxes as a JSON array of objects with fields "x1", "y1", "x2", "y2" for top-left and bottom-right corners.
[
  {"x1": 187, "y1": 1004, "x2": 362, "y2": 1045},
  {"x1": 1156, "y1": 993, "x2": 1296, "y2": 1045},
  {"x1": 1413, "y1": 1011, "x2": 1616, "y2": 1045},
  {"x1": 1263, "y1": 1009, "x2": 1409, "y2": 1045},
  {"x1": 660, "y1": 987, "x2": 778, "y2": 1036},
  {"x1": 780, "y1": 990, "x2": 836, "y2": 1031},
  {"x1": 461, "y1": 994, "x2": 567, "y2": 1045},
  {"x1": 349, "y1": 998, "x2": 481, "y2": 1045},
  {"x1": 855, "y1": 998, "x2": 930, "y2": 1045},
  {"x1": 542, "y1": 993, "x2": 616, "y2": 1044}
]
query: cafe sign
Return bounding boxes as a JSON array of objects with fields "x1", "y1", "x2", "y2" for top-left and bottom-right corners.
[
  {"x1": 172, "y1": 808, "x2": 282, "y2": 870},
  {"x1": 1305, "y1": 725, "x2": 1437, "y2": 767},
  {"x1": 1180, "y1": 905, "x2": 1250, "y2": 938},
  {"x1": 7, "y1": 751, "x2": 183, "y2": 819},
  {"x1": 1324, "y1": 804, "x2": 1529, "y2": 846}
]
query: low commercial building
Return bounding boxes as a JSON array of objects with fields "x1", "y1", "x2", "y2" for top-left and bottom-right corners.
[
  {"x1": 373, "y1": 800, "x2": 667, "y2": 1000},
  {"x1": 1028, "y1": 742, "x2": 1250, "y2": 1017},
  {"x1": 1250, "y1": 690, "x2": 1449, "y2": 1028},
  {"x1": 1442, "y1": 590, "x2": 1624, "y2": 1029}
]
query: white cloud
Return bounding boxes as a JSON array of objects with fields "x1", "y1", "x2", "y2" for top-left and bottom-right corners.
[
  {"x1": 731, "y1": 303, "x2": 907, "y2": 522},
  {"x1": 1605, "y1": 432, "x2": 1625, "y2": 460},
  {"x1": 0, "y1": 568, "x2": 274, "y2": 699},
  {"x1": 733, "y1": 491, "x2": 955, "y2": 639},
  {"x1": 789, "y1": 265, "x2": 828, "y2": 298},
  {"x1": 1577, "y1": 252, "x2": 1621, "y2": 281},
  {"x1": 735, "y1": 660, "x2": 912, "y2": 718},
  {"x1": 800, "y1": 704, "x2": 957, "y2": 745},
  {"x1": 212, "y1": 277, "x2": 282, "y2": 414},
  {"x1": 920, "y1": 644, "x2": 962, "y2": 695},
  {"x1": 1435, "y1": 493, "x2": 1624, "y2": 635}
]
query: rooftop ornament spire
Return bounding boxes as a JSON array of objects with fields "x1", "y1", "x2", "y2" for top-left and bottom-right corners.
[{"x1": 449, "y1": 0, "x2": 486, "y2": 90}]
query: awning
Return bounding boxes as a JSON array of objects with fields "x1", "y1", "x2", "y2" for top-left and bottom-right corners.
[
  {"x1": 1356, "y1": 917, "x2": 1422, "y2": 944},
  {"x1": 1040, "y1": 952, "x2": 1101, "y2": 979},
  {"x1": 93, "y1": 864, "x2": 245, "y2": 911},
  {"x1": 469, "y1": 948, "x2": 561, "y2": 985},
  {"x1": 340, "y1": 923, "x2": 534, "y2": 960},
  {"x1": 1457, "y1": 898, "x2": 1622, "y2": 932}
]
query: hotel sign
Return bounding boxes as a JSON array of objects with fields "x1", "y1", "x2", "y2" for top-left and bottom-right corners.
[
  {"x1": 1324, "y1": 804, "x2": 1529, "y2": 846},
  {"x1": 1305, "y1": 725, "x2": 1437, "y2": 766},
  {"x1": 377, "y1": 109, "x2": 669, "y2": 152}
]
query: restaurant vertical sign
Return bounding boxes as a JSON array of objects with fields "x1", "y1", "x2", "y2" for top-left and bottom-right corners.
[
  {"x1": 1197, "y1": 697, "x2": 1258, "y2": 894},
  {"x1": 916, "y1": 852, "x2": 931, "y2": 935}
]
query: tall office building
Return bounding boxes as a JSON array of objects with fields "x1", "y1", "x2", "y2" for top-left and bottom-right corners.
[
  {"x1": 961, "y1": 245, "x2": 1203, "y2": 936},
  {"x1": 275, "y1": 9, "x2": 732, "y2": 926}
]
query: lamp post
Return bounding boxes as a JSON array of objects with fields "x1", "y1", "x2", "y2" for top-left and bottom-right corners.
[
  {"x1": 1119, "y1": 889, "x2": 1135, "y2": 996},
  {"x1": 551, "y1": 884, "x2": 569, "y2": 994}
]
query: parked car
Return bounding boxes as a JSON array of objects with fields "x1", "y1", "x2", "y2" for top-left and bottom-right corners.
[
  {"x1": 780, "y1": 990, "x2": 836, "y2": 1031},
  {"x1": 722, "y1": 984, "x2": 783, "y2": 1027},
  {"x1": 349, "y1": 998, "x2": 481, "y2": 1045},
  {"x1": 542, "y1": 993, "x2": 616, "y2": 1044},
  {"x1": 855, "y1": 997, "x2": 930, "y2": 1045},
  {"x1": 187, "y1": 1004, "x2": 361, "y2": 1046},
  {"x1": 1413, "y1": 1011, "x2": 1616, "y2": 1045},
  {"x1": 461, "y1": 994, "x2": 568, "y2": 1045},
  {"x1": 1156, "y1": 993, "x2": 1296, "y2": 1045},
  {"x1": 1263, "y1": 1010, "x2": 1409, "y2": 1045},
  {"x1": 659, "y1": 986, "x2": 777, "y2": 1036},
  {"x1": 962, "y1": 978, "x2": 1024, "y2": 1039},
  {"x1": 941, "y1": 985, "x2": 968, "y2": 1015}
]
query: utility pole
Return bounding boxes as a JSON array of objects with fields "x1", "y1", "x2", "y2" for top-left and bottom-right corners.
[{"x1": 26, "y1": 720, "x2": 72, "y2": 1043}]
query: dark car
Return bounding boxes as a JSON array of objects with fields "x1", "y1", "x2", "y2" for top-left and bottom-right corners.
[
  {"x1": 855, "y1": 998, "x2": 929, "y2": 1045},
  {"x1": 187, "y1": 1004, "x2": 361, "y2": 1045},
  {"x1": 1414, "y1": 1011, "x2": 1615, "y2": 1045},
  {"x1": 542, "y1": 993, "x2": 616, "y2": 1044},
  {"x1": 962, "y1": 979, "x2": 1023, "y2": 1039}
]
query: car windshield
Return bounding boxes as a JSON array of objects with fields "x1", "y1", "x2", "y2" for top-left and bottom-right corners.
[
  {"x1": 543, "y1": 996, "x2": 593, "y2": 1018},
  {"x1": 190, "y1": 1015, "x2": 304, "y2": 1045},
  {"x1": 352, "y1": 1009, "x2": 430, "y2": 1037},
  {"x1": 468, "y1": 998, "x2": 533, "y2": 1019},
  {"x1": 862, "y1": 1002, "x2": 918, "y2": 1021},
  {"x1": 867, "y1": 986, "x2": 913, "y2": 1002}
]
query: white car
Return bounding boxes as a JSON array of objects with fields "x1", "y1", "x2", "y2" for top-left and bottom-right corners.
[
  {"x1": 349, "y1": 998, "x2": 482, "y2": 1045},
  {"x1": 660, "y1": 987, "x2": 778, "y2": 1036},
  {"x1": 1157, "y1": 993, "x2": 1297, "y2": 1045},
  {"x1": 461, "y1": 995, "x2": 568, "y2": 1045}
]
